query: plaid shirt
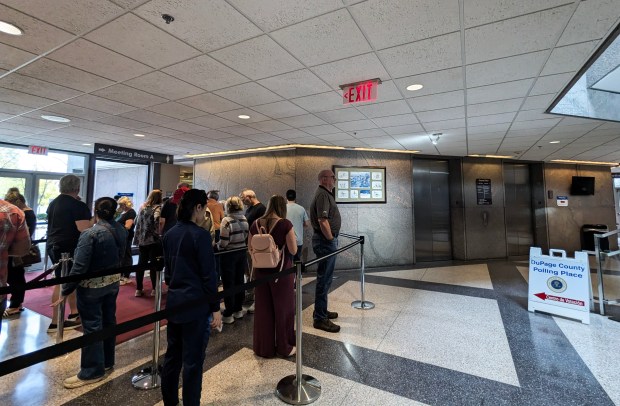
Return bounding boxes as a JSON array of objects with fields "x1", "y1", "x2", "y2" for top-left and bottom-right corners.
[{"x1": 0, "y1": 199, "x2": 31, "y2": 302}]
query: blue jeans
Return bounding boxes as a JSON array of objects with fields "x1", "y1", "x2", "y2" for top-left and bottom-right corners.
[
  {"x1": 76, "y1": 283, "x2": 119, "y2": 380},
  {"x1": 312, "y1": 234, "x2": 338, "y2": 321},
  {"x1": 294, "y1": 244, "x2": 303, "y2": 262},
  {"x1": 161, "y1": 315, "x2": 212, "y2": 406}
]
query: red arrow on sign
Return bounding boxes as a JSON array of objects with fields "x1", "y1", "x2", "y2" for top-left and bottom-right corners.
[{"x1": 533, "y1": 292, "x2": 584, "y2": 306}]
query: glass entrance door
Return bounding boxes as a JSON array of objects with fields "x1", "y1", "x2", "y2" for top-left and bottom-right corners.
[{"x1": 0, "y1": 173, "x2": 34, "y2": 205}]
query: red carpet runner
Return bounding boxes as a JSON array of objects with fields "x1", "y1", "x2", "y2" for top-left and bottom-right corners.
[{"x1": 23, "y1": 272, "x2": 166, "y2": 344}]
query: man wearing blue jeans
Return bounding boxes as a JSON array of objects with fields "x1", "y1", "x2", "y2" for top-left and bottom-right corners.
[{"x1": 310, "y1": 169, "x2": 341, "y2": 333}]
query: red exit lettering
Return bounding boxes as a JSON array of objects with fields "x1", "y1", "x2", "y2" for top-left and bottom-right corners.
[
  {"x1": 28, "y1": 145, "x2": 48, "y2": 156},
  {"x1": 342, "y1": 80, "x2": 379, "y2": 105}
]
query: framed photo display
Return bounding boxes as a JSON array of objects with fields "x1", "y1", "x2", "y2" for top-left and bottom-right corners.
[{"x1": 333, "y1": 166, "x2": 386, "y2": 203}]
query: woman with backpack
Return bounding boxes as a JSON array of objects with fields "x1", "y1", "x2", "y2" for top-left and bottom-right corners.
[
  {"x1": 217, "y1": 196, "x2": 249, "y2": 324},
  {"x1": 248, "y1": 195, "x2": 297, "y2": 358},
  {"x1": 133, "y1": 189, "x2": 163, "y2": 297}
]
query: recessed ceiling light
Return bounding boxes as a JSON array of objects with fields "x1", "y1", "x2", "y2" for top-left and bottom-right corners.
[
  {"x1": 82, "y1": 143, "x2": 92, "y2": 146},
  {"x1": 0, "y1": 21, "x2": 23, "y2": 36},
  {"x1": 549, "y1": 140, "x2": 561, "y2": 144},
  {"x1": 41, "y1": 115, "x2": 70, "y2": 123},
  {"x1": 406, "y1": 84, "x2": 424, "y2": 91},
  {"x1": 238, "y1": 115, "x2": 250, "y2": 119},
  {"x1": 133, "y1": 133, "x2": 145, "y2": 137}
]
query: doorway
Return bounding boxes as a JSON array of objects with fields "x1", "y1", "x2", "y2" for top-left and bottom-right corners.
[
  {"x1": 503, "y1": 163, "x2": 535, "y2": 256},
  {"x1": 93, "y1": 160, "x2": 149, "y2": 208}
]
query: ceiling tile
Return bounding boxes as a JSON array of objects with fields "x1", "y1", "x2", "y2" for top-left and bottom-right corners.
[
  {"x1": 91, "y1": 84, "x2": 167, "y2": 108},
  {"x1": 408, "y1": 90, "x2": 464, "y2": 112},
  {"x1": 541, "y1": 41, "x2": 598, "y2": 76},
  {"x1": 417, "y1": 106, "x2": 465, "y2": 123},
  {"x1": 219, "y1": 125, "x2": 263, "y2": 136},
  {"x1": 311, "y1": 53, "x2": 390, "y2": 89},
  {"x1": 510, "y1": 118, "x2": 562, "y2": 130},
  {"x1": 94, "y1": 114, "x2": 151, "y2": 129},
  {"x1": 210, "y1": 35, "x2": 303, "y2": 80},
  {"x1": 146, "y1": 102, "x2": 206, "y2": 120},
  {"x1": 465, "y1": 6, "x2": 574, "y2": 64},
  {"x1": 0, "y1": 122, "x2": 48, "y2": 134},
  {"x1": 246, "y1": 133, "x2": 286, "y2": 143},
  {"x1": 187, "y1": 115, "x2": 238, "y2": 129},
  {"x1": 0, "y1": 4, "x2": 74, "y2": 54},
  {"x1": 157, "y1": 119, "x2": 208, "y2": 133},
  {"x1": 0, "y1": 74, "x2": 82, "y2": 101},
  {"x1": 315, "y1": 108, "x2": 366, "y2": 123},
  {"x1": 85, "y1": 13, "x2": 201, "y2": 69},
  {"x1": 464, "y1": 0, "x2": 572, "y2": 28},
  {"x1": 134, "y1": 126, "x2": 182, "y2": 137},
  {"x1": 161, "y1": 55, "x2": 249, "y2": 92},
  {"x1": 522, "y1": 94, "x2": 555, "y2": 111},
  {"x1": 394, "y1": 68, "x2": 463, "y2": 97},
  {"x1": 191, "y1": 128, "x2": 233, "y2": 139},
  {"x1": 468, "y1": 123, "x2": 511, "y2": 134},
  {"x1": 335, "y1": 119, "x2": 378, "y2": 132},
  {"x1": 135, "y1": 0, "x2": 262, "y2": 52},
  {"x1": 43, "y1": 103, "x2": 112, "y2": 121},
  {"x1": 467, "y1": 99, "x2": 522, "y2": 117},
  {"x1": 290, "y1": 91, "x2": 346, "y2": 113},
  {"x1": 317, "y1": 132, "x2": 356, "y2": 142},
  {"x1": 251, "y1": 100, "x2": 308, "y2": 119},
  {"x1": 466, "y1": 51, "x2": 547, "y2": 88},
  {"x1": 515, "y1": 110, "x2": 557, "y2": 122},
  {"x1": 216, "y1": 109, "x2": 271, "y2": 124},
  {"x1": 350, "y1": 0, "x2": 460, "y2": 49},
  {"x1": 270, "y1": 129, "x2": 309, "y2": 139},
  {"x1": 530, "y1": 73, "x2": 573, "y2": 96},
  {"x1": 65, "y1": 94, "x2": 136, "y2": 115},
  {"x1": 351, "y1": 128, "x2": 388, "y2": 139},
  {"x1": 379, "y1": 32, "x2": 462, "y2": 78},
  {"x1": 4, "y1": 116, "x2": 70, "y2": 131},
  {"x1": 468, "y1": 112, "x2": 516, "y2": 127},
  {"x1": 258, "y1": 69, "x2": 331, "y2": 99},
  {"x1": 47, "y1": 39, "x2": 152, "y2": 82},
  {"x1": 229, "y1": 0, "x2": 342, "y2": 31},
  {"x1": 302, "y1": 124, "x2": 342, "y2": 136},
  {"x1": 373, "y1": 114, "x2": 419, "y2": 127},
  {"x1": 0, "y1": 44, "x2": 35, "y2": 71},
  {"x1": 124, "y1": 71, "x2": 204, "y2": 100},
  {"x1": 214, "y1": 83, "x2": 283, "y2": 106},
  {"x1": 277, "y1": 114, "x2": 328, "y2": 128},
  {"x1": 0, "y1": 88, "x2": 55, "y2": 109},
  {"x1": 246, "y1": 120, "x2": 292, "y2": 132},
  {"x1": 557, "y1": 0, "x2": 620, "y2": 46},
  {"x1": 2, "y1": 0, "x2": 124, "y2": 34},
  {"x1": 424, "y1": 118, "x2": 466, "y2": 131},
  {"x1": 271, "y1": 9, "x2": 371, "y2": 66},
  {"x1": 120, "y1": 109, "x2": 174, "y2": 125},
  {"x1": 176, "y1": 93, "x2": 241, "y2": 114},
  {"x1": 19, "y1": 58, "x2": 115, "y2": 92},
  {"x1": 467, "y1": 79, "x2": 535, "y2": 104},
  {"x1": 355, "y1": 100, "x2": 411, "y2": 119}
]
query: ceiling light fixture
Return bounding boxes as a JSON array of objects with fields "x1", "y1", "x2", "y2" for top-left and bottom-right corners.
[
  {"x1": 133, "y1": 133, "x2": 145, "y2": 137},
  {"x1": 429, "y1": 133, "x2": 441, "y2": 145},
  {"x1": 468, "y1": 154, "x2": 514, "y2": 159},
  {"x1": 186, "y1": 144, "x2": 421, "y2": 159},
  {"x1": 551, "y1": 159, "x2": 619, "y2": 166},
  {"x1": 406, "y1": 84, "x2": 424, "y2": 91},
  {"x1": 41, "y1": 115, "x2": 70, "y2": 123},
  {"x1": 0, "y1": 21, "x2": 23, "y2": 36},
  {"x1": 549, "y1": 141, "x2": 561, "y2": 144},
  {"x1": 238, "y1": 115, "x2": 250, "y2": 119},
  {"x1": 82, "y1": 143, "x2": 92, "y2": 146}
]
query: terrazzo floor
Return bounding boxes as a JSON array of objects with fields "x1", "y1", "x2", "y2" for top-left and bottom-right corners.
[{"x1": 0, "y1": 259, "x2": 619, "y2": 405}]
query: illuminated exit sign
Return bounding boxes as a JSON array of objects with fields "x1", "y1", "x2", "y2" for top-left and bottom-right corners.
[
  {"x1": 28, "y1": 145, "x2": 48, "y2": 155},
  {"x1": 340, "y1": 78, "x2": 381, "y2": 105}
]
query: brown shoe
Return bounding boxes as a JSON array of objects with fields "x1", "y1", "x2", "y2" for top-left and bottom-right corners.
[
  {"x1": 313, "y1": 318, "x2": 340, "y2": 333},
  {"x1": 327, "y1": 311, "x2": 338, "y2": 319}
]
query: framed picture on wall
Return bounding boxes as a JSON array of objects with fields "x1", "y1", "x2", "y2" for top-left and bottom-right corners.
[{"x1": 333, "y1": 165, "x2": 386, "y2": 203}]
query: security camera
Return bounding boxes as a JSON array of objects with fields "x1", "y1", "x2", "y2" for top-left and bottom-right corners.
[{"x1": 162, "y1": 14, "x2": 174, "y2": 24}]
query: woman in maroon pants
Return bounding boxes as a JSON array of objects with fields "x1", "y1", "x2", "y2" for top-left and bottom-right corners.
[{"x1": 248, "y1": 195, "x2": 297, "y2": 358}]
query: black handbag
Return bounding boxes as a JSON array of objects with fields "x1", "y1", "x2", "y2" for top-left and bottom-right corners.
[{"x1": 19, "y1": 244, "x2": 42, "y2": 266}]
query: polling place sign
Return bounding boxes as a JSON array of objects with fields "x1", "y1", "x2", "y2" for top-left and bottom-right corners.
[{"x1": 528, "y1": 247, "x2": 590, "y2": 324}]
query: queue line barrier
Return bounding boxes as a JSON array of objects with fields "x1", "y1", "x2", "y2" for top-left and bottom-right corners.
[{"x1": 0, "y1": 235, "x2": 371, "y2": 406}]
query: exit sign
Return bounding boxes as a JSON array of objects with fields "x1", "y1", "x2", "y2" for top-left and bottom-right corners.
[
  {"x1": 28, "y1": 145, "x2": 48, "y2": 155},
  {"x1": 341, "y1": 79, "x2": 381, "y2": 105}
]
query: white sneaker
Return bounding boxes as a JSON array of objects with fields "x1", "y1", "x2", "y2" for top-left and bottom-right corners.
[
  {"x1": 233, "y1": 311, "x2": 244, "y2": 319},
  {"x1": 222, "y1": 315, "x2": 234, "y2": 324},
  {"x1": 247, "y1": 303, "x2": 255, "y2": 313}
]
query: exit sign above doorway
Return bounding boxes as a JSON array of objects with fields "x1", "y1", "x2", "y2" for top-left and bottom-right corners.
[{"x1": 340, "y1": 78, "x2": 381, "y2": 105}]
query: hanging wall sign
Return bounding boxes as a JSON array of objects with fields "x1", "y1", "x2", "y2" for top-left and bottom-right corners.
[
  {"x1": 28, "y1": 145, "x2": 48, "y2": 155},
  {"x1": 340, "y1": 79, "x2": 381, "y2": 105},
  {"x1": 94, "y1": 143, "x2": 173, "y2": 164},
  {"x1": 476, "y1": 179, "x2": 492, "y2": 205}
]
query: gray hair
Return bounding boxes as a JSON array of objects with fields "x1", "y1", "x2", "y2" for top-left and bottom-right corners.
[
  {"x1": 207, "y1": 190, "x2": 219, "y2": 200},
  {"x1": 59, "y1": 174, "x2": 81, "y2": 194}
]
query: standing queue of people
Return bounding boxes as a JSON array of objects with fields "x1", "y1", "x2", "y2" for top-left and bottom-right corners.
[{"x1": 1, "y1": 170, "x2": 342, "y2": 406}]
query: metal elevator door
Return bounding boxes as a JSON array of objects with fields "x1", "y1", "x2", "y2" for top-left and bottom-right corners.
[
  {"x1": 503, "y1": 163, "x2": 535, "y2": 256},
  {"x1": 413, "y1": 159, "x2": 452, "y2": 261}
]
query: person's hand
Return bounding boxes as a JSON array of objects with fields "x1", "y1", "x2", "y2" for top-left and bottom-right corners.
[
  {"x1": 211, "y1": 311, "x2": 222, "y2": 329},
  {"x1": 50, "y1": 296, "x2": 66, "y2": 307}
]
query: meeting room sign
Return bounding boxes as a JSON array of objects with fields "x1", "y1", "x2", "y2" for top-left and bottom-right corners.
[{"x1": 94, "y1": 143, "x2": 173, "y2": 164}]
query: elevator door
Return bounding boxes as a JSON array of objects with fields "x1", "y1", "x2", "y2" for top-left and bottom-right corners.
[
  {"x1": 503, "y1": 163, "x2": 534, "y2": 256},
  {"x1": 413, "y1": 160, "x2": 452, "y2": 261}
]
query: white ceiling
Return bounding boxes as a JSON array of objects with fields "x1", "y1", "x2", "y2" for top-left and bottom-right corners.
[{"x1": 1, "y1": 0, "x2": 619, "y2": 162}]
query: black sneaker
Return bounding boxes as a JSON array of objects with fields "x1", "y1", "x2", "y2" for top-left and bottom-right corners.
[
  {"x1": 313, "y1": 318, "x2": 340, "y2": 333},
  {"x1": 47, "y1": 319, "x2": 81, "y2": 333},
  {"x1": 327, "y1": 311, "x2": 338, "y2": 319},
  {"x1": 68, "y1": 313, "x2": 80, "y2": 322}
]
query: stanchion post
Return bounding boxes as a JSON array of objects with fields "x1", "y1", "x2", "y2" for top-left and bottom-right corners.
[
  {"x1": 594, "y1": 236, "x2": 606, "y2": 316},
  {"x1": 276, "y1": 261, "x2": 321, "y2": 404},
  {"x1": 132, "y1": 266, "x2": 162, "y2": 389},
  {"x1": 56, "y1": 252, "x2": 69, "y2": 344},
  {"x1": 352, "y1": 236, "x2": 374, "y2": 310}
]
